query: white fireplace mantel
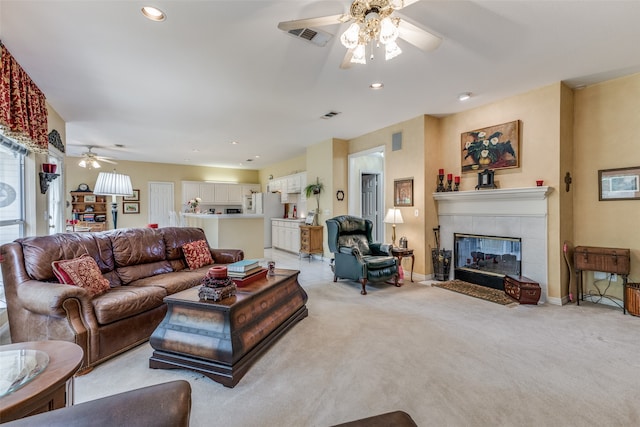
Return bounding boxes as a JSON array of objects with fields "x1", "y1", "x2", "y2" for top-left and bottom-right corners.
[{"x1": 433, "y1": 186, "x2": 553, "y2": 217}]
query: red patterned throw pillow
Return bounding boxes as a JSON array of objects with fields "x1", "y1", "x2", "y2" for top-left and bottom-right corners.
[
  {"x1": 51, "y1": 255, "x2": 110, "y2": 297},
  {"x1": 182, "y1": 240, "x2": 214, "y2": 270}
]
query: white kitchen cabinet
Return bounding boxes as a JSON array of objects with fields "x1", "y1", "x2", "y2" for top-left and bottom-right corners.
[
  {"x1": 182, "y1": 182, "x2": 200, "y2": 204},
  {"x1": 213, "y1": 183, "x2": 242, "y2": 204},
  {"x1": 286, "y1": 175, "x2": 301, "y2": 193},
  {"x1": 199, "y1": 183, "x2": 216, "y2": 203},
  {"x1": 271, "y1": 219, "x2": 302, "y2": 253}
]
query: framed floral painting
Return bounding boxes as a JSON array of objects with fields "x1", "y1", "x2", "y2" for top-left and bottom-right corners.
[
  {"x1": 461, "y1": 120, "x2": 520, "y2": 173},
  {"x1": 394, "y1": 178, "x2": 413, "y2": 207}
]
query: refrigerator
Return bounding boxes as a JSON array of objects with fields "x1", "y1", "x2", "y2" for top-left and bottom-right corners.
[{"x1": 253, "y1": 192, "x2": 283, "y2": 248}]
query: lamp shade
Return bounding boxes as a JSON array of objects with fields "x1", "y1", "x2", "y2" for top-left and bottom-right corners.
[
  {"x1": 383, "y1": 208, "x2": 404, "y2": 224},
  {"x1": 93, "y1": 171, "x2": 133, "y2": 197}
]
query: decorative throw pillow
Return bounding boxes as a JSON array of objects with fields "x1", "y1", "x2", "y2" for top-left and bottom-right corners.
[
  {"x1": 51, "y1": 255, "x2": 110, "y2": 297},
  {"x1": 182, "y1": 240, "x2": 214, "y2": 270}
]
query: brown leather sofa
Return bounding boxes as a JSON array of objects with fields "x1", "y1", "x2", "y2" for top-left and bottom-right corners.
[
  {"x1": 3, "y1": 380, "x2": 192, "y2": 427},
  {"x1": 0, "y1": 227, "x2": 243, "y2": 370}
]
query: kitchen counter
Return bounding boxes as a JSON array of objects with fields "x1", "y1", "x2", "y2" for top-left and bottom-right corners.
[
  {"x1": 184, "y1": 214, "x2": 264, "y2": 259},
  {"x1": 270, "y1": 218, "x2": 305, "y2": 222}
]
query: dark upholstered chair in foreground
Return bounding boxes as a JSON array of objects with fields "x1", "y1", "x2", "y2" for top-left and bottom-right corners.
[
  {"x1": 326, "y1": 215, "x2": 399, "y2": 295},
  {"x1": 330, "y1": 410, "x2": 418, "y2": 426},
  {"x1": 3, "y1": 380, "x2": 191, "y2": 427}
]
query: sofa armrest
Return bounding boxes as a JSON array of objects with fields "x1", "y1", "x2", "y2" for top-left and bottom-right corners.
[
  {"x1": 3, "y1": 380, "x2": 192, "y2": 427},
  {"x1": 211, "y1": 248, "x2": 244, "y2": 264},
  {"x1": 16, "y1": 280, "x2": 92, "y2": 318}
]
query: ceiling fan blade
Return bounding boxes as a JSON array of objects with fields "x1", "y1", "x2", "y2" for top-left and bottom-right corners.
[
  {"x1": 397, "y1": 18, "x2": 442, "y2": 52},
  {"x1": 339, "y1": 49, "x2": 354, "y2": 69},
  {"x1": 392, "y1": 0, "x2": 422, "y2": 9},
  {"x1": 99, "y1": 158, "x2": 118, "y2": 164},
  {"x1": 277, "y1": 14, "x2": 349, "y2": 32}
]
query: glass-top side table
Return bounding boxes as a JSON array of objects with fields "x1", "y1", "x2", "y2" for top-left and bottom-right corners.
[{"x1": 0, "y1": 349, "x2": 50, "y2": 397}]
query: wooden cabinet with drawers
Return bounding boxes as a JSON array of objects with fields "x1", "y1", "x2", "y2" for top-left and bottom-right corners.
[{"x1": 299, "y1": 225, "x2": 323, "y2": 259}]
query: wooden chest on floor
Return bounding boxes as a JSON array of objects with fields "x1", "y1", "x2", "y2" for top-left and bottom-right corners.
[
  {"x1": 504, "y1": 274, "x2": 541, "y2": 304},
  {"x1": 574, "y1": 246, "x2": 630, "y2": 275}
]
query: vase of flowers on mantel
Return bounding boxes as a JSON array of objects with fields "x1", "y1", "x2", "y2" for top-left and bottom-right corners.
[{"x1": 187, "y1": 197, "x2": 202, "y2": 213}]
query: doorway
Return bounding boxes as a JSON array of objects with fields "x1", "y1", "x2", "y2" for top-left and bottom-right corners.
[
  {"x1": 148, "y1": 182, "x2": 174, "y2": 228},
  {"x1": 348, "y1": 145, "x2": 385, "y2": 241}
]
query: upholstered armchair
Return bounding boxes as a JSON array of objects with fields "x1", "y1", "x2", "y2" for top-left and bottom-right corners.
[{"x1": 326, "y1": 215, "x2": 399, "y2": 295}]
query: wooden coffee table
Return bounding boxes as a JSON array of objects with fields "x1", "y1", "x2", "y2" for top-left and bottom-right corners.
[
  {"x1": 149, "y1": 269, "x2": 308, "y2": 387},
  {"x1": 0, "y1": 340, "x2": 83, "y2": 422}
]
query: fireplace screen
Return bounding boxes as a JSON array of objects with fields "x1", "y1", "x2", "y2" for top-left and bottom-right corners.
[{"x1": 454, "y1": 233, "x2": 521, "y2": 277}]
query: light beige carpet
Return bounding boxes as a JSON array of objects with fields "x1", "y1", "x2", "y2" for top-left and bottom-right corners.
[{"x1": 73, "y1": 252, "x2": 640, "y2": 427}]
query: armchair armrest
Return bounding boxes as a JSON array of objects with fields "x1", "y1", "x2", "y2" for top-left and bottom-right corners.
[
  {"x1": 370, "y1": 243, "x2": 393, "y2": 255},
  {"x1": 16, "y1": 280, "x2": 92, "y2": 318}
]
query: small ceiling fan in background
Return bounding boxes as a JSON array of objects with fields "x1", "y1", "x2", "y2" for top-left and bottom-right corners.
[
  {"x1": 277, "y1": 0, "x2": 442, "y2": 69},
  {"x1": 77, "y1": 146, "x2": 118, "y2": 169}
]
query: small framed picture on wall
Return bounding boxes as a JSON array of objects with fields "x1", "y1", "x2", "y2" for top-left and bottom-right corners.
[{"x1": 123, "y1": 202, "x2": 140, "y2": 214}]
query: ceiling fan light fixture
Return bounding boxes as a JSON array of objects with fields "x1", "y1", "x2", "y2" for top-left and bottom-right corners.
[
  {"x1": 91, "y1": 160, "x2": 101, "y2": 169},
  {"x1": 340, "y1": 22, "x2": 360, "y2": 49},
  {"x1": 78, "y1": 159, "x2": 87, "y2": 168},
  {"x1": 351, "y1": 44, "x2": 367, "y2": 64},
  {"x1": 379, "y1": 17, "x2": 399, "y2": 44},
  {"x1": 385, "y1": 40, "x2": 402, "y2": 60}
]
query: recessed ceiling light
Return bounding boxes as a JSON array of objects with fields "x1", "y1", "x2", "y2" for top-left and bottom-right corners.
[
  {"x1": 370, "y1": 82, "x2": 384, "y2": 90},
  {"x1": 141, "y1": 6, "x2": 166, "y2": 22},
  {"x1": 230, "y1": 141, "x2": 239, "y2": 145},
  {"x1": 255, "y1": 155, "x2": 260, "y2": 159},
  {"x1": 458, "y1": 92, "x2": 472, "y2": 101}
]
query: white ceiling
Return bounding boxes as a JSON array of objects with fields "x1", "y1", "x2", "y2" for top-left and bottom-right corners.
[{"x1": 2, "y1": 0, "x2": 640, "y2": 170}]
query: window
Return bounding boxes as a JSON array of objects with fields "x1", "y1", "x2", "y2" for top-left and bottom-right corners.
[{"x1": 0, "y1": 136, "x2": 26, "y2": 343}]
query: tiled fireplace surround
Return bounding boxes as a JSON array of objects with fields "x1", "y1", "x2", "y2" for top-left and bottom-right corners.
[{"x1": 433, "y1": 187, "x2": 553, "y2": 303}]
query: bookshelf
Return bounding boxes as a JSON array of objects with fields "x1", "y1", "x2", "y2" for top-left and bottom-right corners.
[{"x1": 70, "y1": 191, "x2": 108, "y2": 230}]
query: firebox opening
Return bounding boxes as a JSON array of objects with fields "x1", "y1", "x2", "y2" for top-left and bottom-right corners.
[{"x1": 454, "y1": 233, "x2": 522, "y2": 290}]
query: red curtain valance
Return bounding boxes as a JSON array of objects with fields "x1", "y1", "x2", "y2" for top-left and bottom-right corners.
[{"x1": 0, "y1": 43, "x2": 49, "y2": 153}]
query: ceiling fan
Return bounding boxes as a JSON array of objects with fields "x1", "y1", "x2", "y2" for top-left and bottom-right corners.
[
  {"x1": 78, "y1": 146, "x2": 117, "y2": 169},
  {"x1": 277, "y1": 0, "x2": 442, "y2": 69}
]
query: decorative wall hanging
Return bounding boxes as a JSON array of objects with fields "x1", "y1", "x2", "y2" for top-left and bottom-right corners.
[
  {"x1": 461, "y1": 120, "x2": 519, "y2": 173},
  {"x1": 336, "y1": 190, "x2": 344, "y2": 201},
  {"x1": 48, "y1": 130, "x2": 65, "y2": 152},
  {"x1": 394, "y1": 178, "x2": 413, "y2": 207},
  {"x1": 123, "y1": 202, "x2": 140, "y2": 214},
  {"x1": 599, "y1": 166, "x2": 640, "y2": 201},
  {"x1": 123, "y1": 189, "x2": 140, "y2": 201}
]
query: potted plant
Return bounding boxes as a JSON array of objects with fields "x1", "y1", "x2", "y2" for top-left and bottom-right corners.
[{"x1": 304, "y1": 177, "x2": 324, "y2": 226}]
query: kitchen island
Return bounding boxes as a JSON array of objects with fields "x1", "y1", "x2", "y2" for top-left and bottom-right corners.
[{"x1": 184, "y1": 213, "x2": 264, "y2": 259}]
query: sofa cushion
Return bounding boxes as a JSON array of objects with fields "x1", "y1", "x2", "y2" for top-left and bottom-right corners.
[
  {"x1": 109, "y1": 228, "x2": 172, "y2": 284},
  {"x1": 182, "y1": 240, "x2": 213, "y2": 270},
  {"x1": 92, "y1": 285, "x2": 166, "y2": 325},
  {"x1": 51, "y1": 255, "x2": 111, "y2": 297},
  {"x1": 19, "y1": 232, "x2": 120, "y2": 286},
  {"x1": 128, "y1": 269, "x2": 207, "y2": 295},
  {"x1": 161, "y1": 227, "x2": 209, "y2": 271}
]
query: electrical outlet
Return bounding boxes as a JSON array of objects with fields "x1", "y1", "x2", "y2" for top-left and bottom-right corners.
[
  {"x1": 594, "y1": 271, "x2": 607, "y2": 280},
  {"x1": 611, "y1": 273, "x2": 618, "y2": 282}
]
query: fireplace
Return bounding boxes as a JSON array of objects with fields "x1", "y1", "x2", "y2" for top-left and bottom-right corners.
[
  {"x1": 433, "y1": 187, "x2": 552, "y2": 303},
  {"x1": 454, "y1": 233, "x2": 521, "y2": 290}
]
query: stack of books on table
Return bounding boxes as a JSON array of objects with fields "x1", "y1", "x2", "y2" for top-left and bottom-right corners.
[{"x1": 227, "y1": 260, "x2": 267, "y2": 286}]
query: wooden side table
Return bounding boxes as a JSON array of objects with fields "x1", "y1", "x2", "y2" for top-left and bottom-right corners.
[
  {"x1": 0, "y1": 340, "x2": 83, "y2": 422},
  {"x1": 299, "y1": 225, "x2": 323, "y2": 261},
  {"x1": 391, "y1": 247, "x2": 415, "y2": 282}
]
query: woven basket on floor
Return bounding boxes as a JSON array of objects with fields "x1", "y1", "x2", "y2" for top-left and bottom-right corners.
[{"x1": 625, "y1": 283, "x2": 640, "y2": 317}]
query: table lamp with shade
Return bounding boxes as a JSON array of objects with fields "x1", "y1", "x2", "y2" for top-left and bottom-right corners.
[
  {"x1": 383, "y1": 208, "x2": 404, "y2": 247},
  {"x1": 93, "y1": 171, "x2": 133, "y2": 229}
]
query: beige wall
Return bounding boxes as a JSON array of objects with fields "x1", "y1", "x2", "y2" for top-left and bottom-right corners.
[
  {"x1": 573, "y1": 73, "x2": 640, "y2": 298},
  {"x1": 65, "y1": 159, "x2": 259, "y2": 229},
  {"x1": 258, "y1": 155, "x2": 306, "y2": 192}
]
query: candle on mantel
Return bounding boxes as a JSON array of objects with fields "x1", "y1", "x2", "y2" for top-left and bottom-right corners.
[
  {"x1": 447, "y1": 173, "x2": 453, "y2": 181},
  {"x1": 454, "y1": 176, "x2": 460, "y2": 184},
  {"x1": 438, "y1": 169, "x2": 444, "y2": 175}
]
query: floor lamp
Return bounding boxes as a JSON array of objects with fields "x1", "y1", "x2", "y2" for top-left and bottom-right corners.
[
  {"x1": 93, "y1": 171, "x2": 133, "y2": 229},
  {"x1": 383, "y1": 208, "x2": 404, "y2": 247}
]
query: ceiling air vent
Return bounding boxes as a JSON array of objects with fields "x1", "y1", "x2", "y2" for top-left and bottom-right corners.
[
  {"x1": 285, "y1": 27, "x2": 332, "y2": 47},
  {"x1": 321, "y1": 111, "x2": 341, "y2": 120}
]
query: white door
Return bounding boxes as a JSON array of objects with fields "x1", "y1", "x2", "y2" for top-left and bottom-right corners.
[
  {"x1": 361, "y1": 173, "x2": 381, "y2": 240},
  {"x1": 148, "y1": 182, "x2": 174, "y2": 228}
]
